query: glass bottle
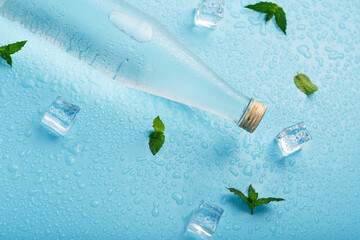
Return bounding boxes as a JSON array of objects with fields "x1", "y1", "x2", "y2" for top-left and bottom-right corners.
[{"x1": 0, "y1": 0, "x2": 267, "y2": 132}]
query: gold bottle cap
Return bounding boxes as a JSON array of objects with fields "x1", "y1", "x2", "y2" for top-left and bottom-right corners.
[{"x1": 239, "y1": 99, "x2": 267, "y2": 133}]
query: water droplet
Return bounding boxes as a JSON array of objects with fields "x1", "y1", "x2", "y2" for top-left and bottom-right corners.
[
  {"x1": 172, "y1": 172, "x2": 181, "y2": 179},
  {"x1": 201, "y1": 142, "x2": 208, "y2": 149},
  {"x1": 63, "y1": 140, "x2": 81, "y2": 155},
  {"x1": 283, "y1": 186, "x2": 291, "y2": 194},
  {"x1": 135, "y1": 211, "x2": 143, "y2": 216},
  {"x1": 234, "y1": 21, "x2": 246, "y2": 29},
  {"x1": 133, "y1": 197, "x2": 141, "y2": 204},
  {"x1": 7, "y1": 125, "x2": 15, "y2": 132},
  {"x1": 24, "y1": 129, "x2": 32, "y2": 137},
  {"x1": 65, "y1": 156, "x2": 75, "y2": 166},
  {"x1": 7, "y1": 164, "x2": 19, "y2": 173},
  {"x1": 229, "y1": 167, "x2": 239, "y2": 177},
  {"x1": 151, "y1": 201, "x2": 159, "y2": 217},
  {"x1": 171, "y1": 192, "x2": 184, "y2": 205},
  {"x1": 21, "y1": 79, "x2": 35, "y2": 88},
  {"x1": 136, "y1": 157, "x2": 146, "y2": 162},
  {"x1": 297, "y1": 45, "x2": 311, "y2": 58},
  {"x1": 90, "y1": 200, "x2": 100, "y2": 208},
  {"x1": 243, "y1": 165, "x2": 253, "y2": 177}
]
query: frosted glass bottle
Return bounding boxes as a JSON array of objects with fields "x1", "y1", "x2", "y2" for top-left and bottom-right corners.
[{"x1": 0, "y1": 0, "x2": 267, "y2": 132}]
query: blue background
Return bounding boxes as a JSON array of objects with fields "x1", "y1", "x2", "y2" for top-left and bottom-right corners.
[{"x1": 1, "y1": 0, "x2": 360, "y2": 239}]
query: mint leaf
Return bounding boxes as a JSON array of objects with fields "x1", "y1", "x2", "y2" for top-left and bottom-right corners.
[
  {"x1": 153, "y1": 116, "x2": 165, "y2": 132},
  {"x1": 0, "y1": 41, "x2": 27, "y2": 67},
  {"x1": 227, "y1": 185, "x2": 284, "y2": 215},
  {"x1": 256, "y1": 197, "x2": 284, "y2": 206},
  {"x1": 266, "y1": 11, "x2": 275, "y2": 22},
  {"x1": 0, "y1": 52, "x2": 12, "y2": 67},
  {"x1": 227, "y1": 188, "x2": 250, "y2": 205},
  {"x1": 2, "y1": 41, "x2": 27, "y2": 54},
  {"x1": 245, "y1": 2, "x2": 287, "y2": 35},
  {"x1": 294, "y1": 73, "x2": 318, "y2": 95},
  {"x1": 248, "y1": 185, "x2": 258, "y2": 202},
  {"x1": 149, "y1": 116, "x2": 165, "y2": 155},
  {"x1": 149, "y1": 131, "x2": 165, "y2": 155},
  {"x1": 275, "y1": 7, "x2": 287, "y2": 34},
  {"x1": 245, "y1": 2, "x2": 277, "y2": 13}
]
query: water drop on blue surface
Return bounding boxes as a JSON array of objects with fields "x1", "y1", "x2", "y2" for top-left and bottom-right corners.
[
  {"x1": 90, "y1": 200, "x2": 100, "y2": 208},
  {"x1": 229, "y1": 167, "x2": 239, "y2": 177},
  {"x1": 65, "y1": 156, "x2": 76, "y2": 166},
  {"x1": 283, "y1": 186, "x2": 291, "y2": 194},
  {"x1": 297, "y1": 45, "x2": 311, "y2": 58},
  {"x1": 171, "y1": 192, "x2": 184, "y2": 205},
  {"x1": 172, "y1": 172, "x2": 181, "y2": 179},
  {"x1": 7, "y1": 164, "x2": 19, "y2": 173},
  {"x1": 24, "y1": 129, "x2": 32, "y2": 137},
  {"x1": 152, "y1": 201, "x2": 160, "y2": 217},
  {"x1": 243, "y1": 165, "x2": 253, "y2": 177}
]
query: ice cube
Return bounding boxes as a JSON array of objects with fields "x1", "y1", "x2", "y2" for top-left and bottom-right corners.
[
  {"x1": 275, "y1": 122, "x2": 312, "y2": 156},
  {"x1": 41, "y1": 96, "x2": 80, "y2": 136},
  {"x1": 186, "y1": 201, "x2": 224, "y2": 238},
  {"x1": 194, "y1": 0, "x2": 225, "y2": 29}
]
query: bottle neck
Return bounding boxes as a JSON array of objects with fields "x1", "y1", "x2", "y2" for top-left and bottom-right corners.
[{"x1": 237, "y1": 99, "x2": 267, "y2": 133}]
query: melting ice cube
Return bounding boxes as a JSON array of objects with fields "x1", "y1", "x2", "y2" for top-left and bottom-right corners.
[
  {"x1": 194, "y1": 0, "x2": 225, "y2": 29},
  {"x1": 186, "y1": 200, "x2": 224, "y2": 238},
  {"x1": 41, "y1": 96, "x2": 80, "y2": 136},
  {"x1": 276, "y1": 122, "x2": 312, "y2": 156}
]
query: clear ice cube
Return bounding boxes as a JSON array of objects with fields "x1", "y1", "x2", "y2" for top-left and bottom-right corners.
[
  {"x1": 194, "y1": 0, "x2": 225, "y2": 29},
  {"x1": 186, "y1": 200, "x2": 224, "y2": 238},
  {"x1": 41, "y1": 96, "x2": 80, "y2": 136},
  {"x1": 276, "y1": 122, "x2": 312, "y2": 156}
]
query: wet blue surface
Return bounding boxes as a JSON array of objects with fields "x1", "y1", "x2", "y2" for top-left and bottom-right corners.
[{"x1": 0, "y1": 0, "x2": 360, "y2": 239}]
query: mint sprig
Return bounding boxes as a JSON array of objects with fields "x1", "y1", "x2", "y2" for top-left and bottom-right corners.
[
  {"x1": 227, "y1": 185, "x2": 284, "y2": 215},
  {"x1": 0, "y1": 41, "x2": 27, "y2": 67},
  {"x1": 294, "y1": 73, "x2": 318, "y2": 95},
  {"x1": 149, "y1": 116, "x2": 165, "y2": 155},
  {"x1": 245, "y1": 2, "x2": 287, "y2": 35}
]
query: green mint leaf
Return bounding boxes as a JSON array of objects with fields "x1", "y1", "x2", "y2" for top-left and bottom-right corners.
[
  {"x1": 275, "y1": 7, "x2": 287, "y2": 34},
  {"x1": 2, "y1": 41, "x2": 27, "y2": 55},
  {"x1": 245, "y1": 2, "x2": 277, "y2": 13},
  {"x1": 0, "y1": 52, "x2": 12, "y2": 67},
  {"x1": 149, "y1": 116, "x2": 165, "y2": 155},
  {"x1": 0, "y1": 41, "x2": 27, "y2": 67},
  {"x1": 149, "y1": 131, "x2": 165, "y2": 155},
  {"x1": 153, "y1": 116, "x2": 165, "y2": 132},
  {"x1": 4, "y1": 55, "x2": 12, "y2": 67},
  {"x1": 255, "y1": 197, "x2": 285, "y2": 206},
  {"x1": 265, "y1": 11, "x2": 275, "y2": 22},
  {"x1": 248, "y1": 185, "x2": 258, "y2": 203},
  {"x1": 227, "y1": 187, "x2": 250, "y2": 205},
  {"x1": 294, "y1": 73, "x2": 318, "y2": 95},
  {"x1": 245, "y1": 2, "x2": 287, "y2": 35},
  {"x1": 228, "y1": 185, "x2": 284, "y2": 215}
]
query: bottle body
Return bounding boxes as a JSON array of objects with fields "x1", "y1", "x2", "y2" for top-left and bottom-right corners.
[{"x1": 0, "y1": 0, "x2": 265, "y2": 132}]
